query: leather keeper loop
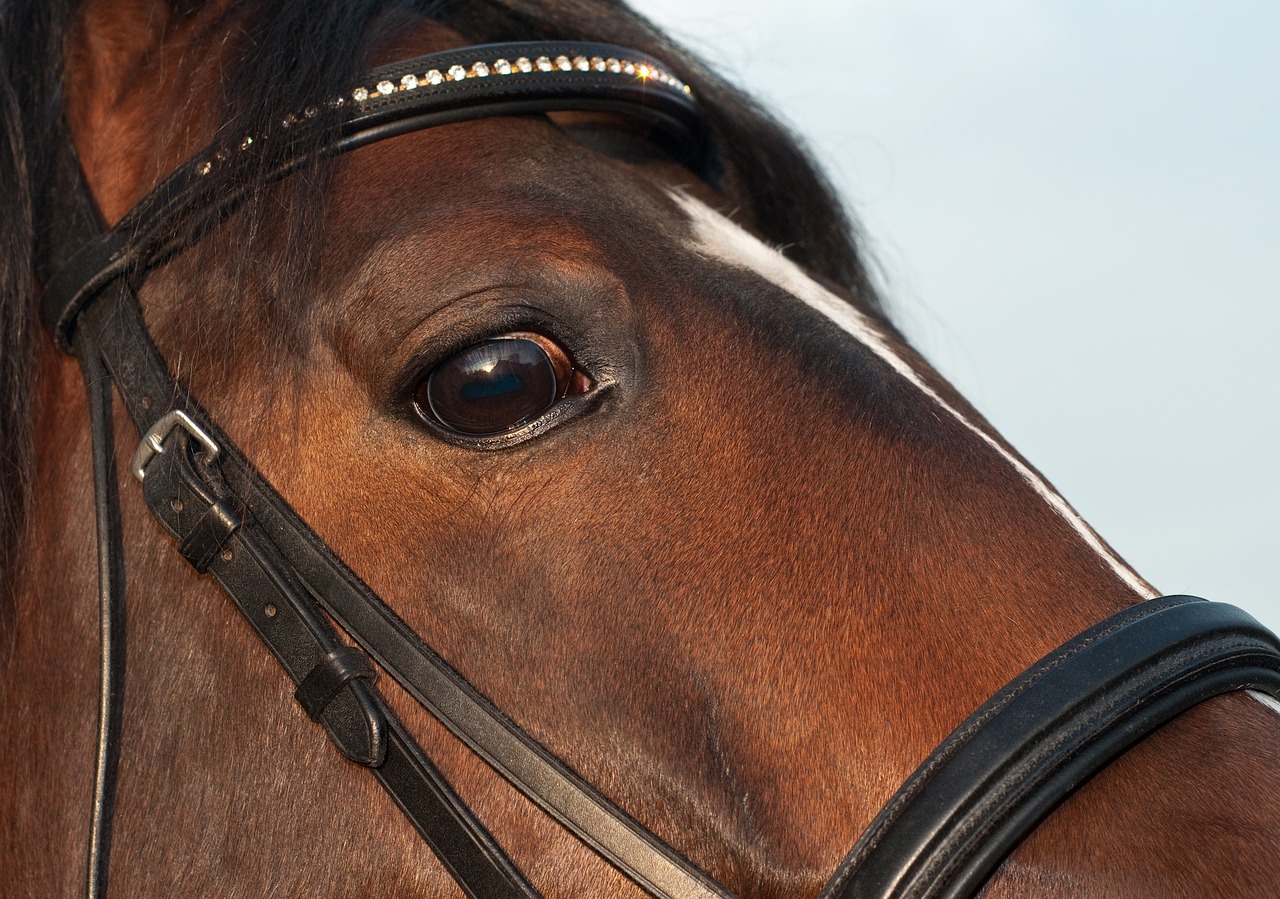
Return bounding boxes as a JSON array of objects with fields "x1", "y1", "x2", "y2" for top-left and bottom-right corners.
[
  {"x1": 178, "y1": 498, "x2": 242, "y2": 573},
  {"x1": 40, "y1": 230, "x2": 132, "y2": 352},
  {"x1": 296, "y1": 647, "x2": 379, "y2": 721}
]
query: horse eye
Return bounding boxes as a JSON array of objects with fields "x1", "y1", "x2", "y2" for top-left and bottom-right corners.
[{"x1": 416, "y1": 334, "x2": 587, "y2": 437}]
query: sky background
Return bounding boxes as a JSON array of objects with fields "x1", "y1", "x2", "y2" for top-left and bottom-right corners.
[{"x1": 640, "y1": 0, "x2": 1279, "y2": 631}]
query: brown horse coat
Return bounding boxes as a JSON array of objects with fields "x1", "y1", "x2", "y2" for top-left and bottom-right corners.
[{"x1": 3, "y1": 1, "x2": 1278, "y2": 896}]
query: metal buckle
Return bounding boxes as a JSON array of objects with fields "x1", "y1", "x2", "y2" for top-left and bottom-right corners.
[{"x1": 131, "y1": 410, "x2": 221, "y2": 482}]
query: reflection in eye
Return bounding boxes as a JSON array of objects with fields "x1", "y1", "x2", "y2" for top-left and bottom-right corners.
[{"x1": 418, "y1": 335, "x2": 583, "y2": 437}]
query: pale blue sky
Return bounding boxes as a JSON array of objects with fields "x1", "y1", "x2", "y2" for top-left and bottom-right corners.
[{"x1": 642, "y1": 0, "x2": 1280, "y2": 630}]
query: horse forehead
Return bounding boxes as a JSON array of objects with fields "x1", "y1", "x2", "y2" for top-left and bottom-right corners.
[{"x1": 312, "y1": 116, "x2": 702, "y2": 330}]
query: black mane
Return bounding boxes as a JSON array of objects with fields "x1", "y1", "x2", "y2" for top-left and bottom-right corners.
[{"x1": 0, "y1": 0, "x2": 882, "y2": 587}]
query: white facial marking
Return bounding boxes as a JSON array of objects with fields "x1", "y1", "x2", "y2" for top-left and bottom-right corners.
[
  {"x1": 1249, "y1": 690, "x2": 1280, "y2": 719},
  {"x1": 674, "y1": 193, "x2": 1155, "y2": 598}
]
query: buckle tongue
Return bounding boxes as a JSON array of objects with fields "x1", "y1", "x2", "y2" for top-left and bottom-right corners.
[{"x1": 131, "y1": 410, "x2": 220, "y2": 482}]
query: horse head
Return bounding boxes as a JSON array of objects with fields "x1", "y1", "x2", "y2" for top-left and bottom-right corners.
[{"x1": 3, "y1": 1, "x2": 1278, "y2": 897}]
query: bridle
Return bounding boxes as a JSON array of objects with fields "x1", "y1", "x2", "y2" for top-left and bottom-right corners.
[{"x1": 32, "y1": 39, "x2": 1280, "y2": 899}]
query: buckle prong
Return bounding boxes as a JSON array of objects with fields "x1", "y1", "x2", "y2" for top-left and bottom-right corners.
[{"x1": 131, "y1": 410, "x2": 220, "y2": 482}]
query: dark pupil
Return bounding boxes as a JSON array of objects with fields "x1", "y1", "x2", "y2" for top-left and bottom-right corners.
[{"x1": 423, "y1": 338, "x2": 558, "y2": 436}]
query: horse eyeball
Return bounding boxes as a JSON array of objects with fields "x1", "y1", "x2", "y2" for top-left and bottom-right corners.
[{"x1": 417, "y1": 335, "x2": 583, "y2": 437}]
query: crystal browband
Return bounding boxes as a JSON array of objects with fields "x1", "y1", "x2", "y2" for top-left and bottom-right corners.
[
  {"x1": 41, "y1": 41, "x2": 707, "y2": 354},
  {"x1": 353, "y1": 53, "x2": 689, "y2": 102}
]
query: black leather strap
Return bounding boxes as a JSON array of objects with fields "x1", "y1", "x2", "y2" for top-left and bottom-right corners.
[
  {"x1": 74, "y1": 330, "x2": 127, "y2": 899},
  {"x1": 374, "y1": 713, "x2": 542, "y2": 899},
  {"x1": 821, "y1": 595, "x2": 1280, "y2": 899},
  {"x1": 232, "y1": 453, "x2": 736, "y2": 899},
  {"x1": 137, "y1": 416, "x2": 387, "y2": 767}
]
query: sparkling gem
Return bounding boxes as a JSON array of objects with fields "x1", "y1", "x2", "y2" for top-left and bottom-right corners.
[
  {"x1": 304, "y1": 106, "x2": 318, "y2": 118},
  {"x1": 198, "y1": 161, "x2": 212, "y2": 176},
  {"x1": 683, "y1": 84, "x2": 693, "y2": 95},
  {"x1": 606, "y1": 58, "x2": 621, "y2": 73},
  {"x1": 425, "y1": 69, "x2": 444, "y2": 85},
  {"x1": 215, "y1": 149, "x2": 230, "y2": 162},
  {"x1": 448, "y1": 64, "x2": 467, "y2": 81},
  {"x1": 637, "y1": 64, "x2": 651, "y2": 79},
  {"x1": 535, "y1": 56, "x2": 552, "y2": 72},
  {"x1": 473, "y1": 61, "x2": 490, "y2": 77},
  {"x1": 401, "y1": 73, "x2": 419, "y2": 90},
  {"x1": 573, "y1": 55, "x2": 590, "y2": 71},
  {"x1": 516, "y1": 57, "x2": 533, "y2": 73},
  {"x1": 591, "y1": 56, "x2": 606, "y2": 71},
  {"x1": 555, "y1": 55, "x2": 572, "y2": 71},
  {"x1": 377, "y1": 80, "x2": 394, "y2": 95},
  {"x1": 623, "y1": 62, "x2": 636, "y2": 75},
  {"x1": 352, "y1": 87, "x2": 369, "y2": 102},
  {"x1": 494, "y1": 58, "x2": 512, "y2": 75},
  {"x1": 239, "y1": 136, "x2": 253, "y2": 150}
]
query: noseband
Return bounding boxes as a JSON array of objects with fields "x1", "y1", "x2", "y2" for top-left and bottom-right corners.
[{"x1": 35, "y1": 40, "x2": 1280, "y2": 899}]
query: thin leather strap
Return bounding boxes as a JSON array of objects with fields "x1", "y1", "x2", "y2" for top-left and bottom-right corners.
[
  {"x1": 75, "y1": 330, "x2": 127, "y2": 899},
  {"x1": 136, "y1": 415, "x2": 388, "y2": 766},
  {"x1": 375, "y1": 713, "x2": 542, "y2": 899},
  {"x1": 821, "y1": 596, "x2": 1280, "y2": 899}
]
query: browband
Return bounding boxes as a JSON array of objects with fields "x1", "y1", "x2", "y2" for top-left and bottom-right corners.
[{"x1": 40, "y1": 41, "x2": 705, "y2": 351}]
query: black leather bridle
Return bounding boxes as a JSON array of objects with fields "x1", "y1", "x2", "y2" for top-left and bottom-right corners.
[{"x1": 33, "y1": 39, "x2": 1280, "y2": 899}]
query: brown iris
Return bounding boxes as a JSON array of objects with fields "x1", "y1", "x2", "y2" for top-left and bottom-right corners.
[{"x1": 418, "y1": 334, "x2": 586, "y2": 437}]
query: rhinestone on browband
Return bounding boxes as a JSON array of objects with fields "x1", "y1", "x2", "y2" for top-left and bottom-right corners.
[
  {"x1": 346, "y1": 52, "x2": 689, "y2": 109},
  {"x1": 193, "y1": 52, "x2": 691, "y2": 178}
]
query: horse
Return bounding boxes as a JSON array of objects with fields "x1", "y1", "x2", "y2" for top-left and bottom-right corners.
[{"x1": 2, "y1": 1, "x2": 1278, "y2": 897}]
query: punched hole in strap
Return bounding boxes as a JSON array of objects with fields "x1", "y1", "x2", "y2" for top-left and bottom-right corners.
[{"x1": 295, "y1": 647, "x2": 379, "y2": 721}]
